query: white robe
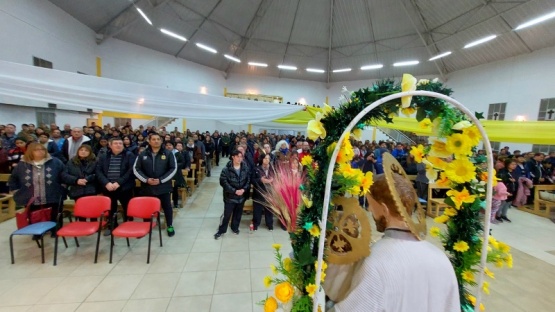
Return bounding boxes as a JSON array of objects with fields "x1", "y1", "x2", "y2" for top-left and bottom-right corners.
[{"x1": 332, "y1": 229, "x2": 460, "y2": 312}]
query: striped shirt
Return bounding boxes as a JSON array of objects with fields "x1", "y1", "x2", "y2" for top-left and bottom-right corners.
[{"x1": 107, "y1": 154, "x2": 123, "y2": 182}]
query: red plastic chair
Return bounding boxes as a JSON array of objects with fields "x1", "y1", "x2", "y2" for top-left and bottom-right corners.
[
  {"x1": 54, "y1": 196, "x2": 111, "y2": 266},
  {"x1": 109, "y1": 197, "x2": 162, "y2": 264}
]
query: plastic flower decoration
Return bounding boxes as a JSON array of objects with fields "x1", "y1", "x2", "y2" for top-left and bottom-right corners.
[
  {"x1": 275, "y1": 282, "x2": 295, "y2": 303},
  {"x1": 301, "y1": 155, "x2": 313, "y2": 167},
  {"x1": 352, "y1": 128, "x2": 363, "y2": 139},
  {"x1": 444, "y1": 158, "x2": 476, "y2": 184},
  {"x1": 306, "y1": 284, "x2": 317, "y2": 297},
  {"x1": 463, "y1": 125, "x2": 482, "y2": 146},
  {"x1": 264, "y1": 296, "x2": 278, "y2": 312},
  {"x1": 452, "y1": 120, "x2": 472, "y2": 130},
  {"x1": 410, "y1": 144, "x2": 425, "y2": 162},
  {"x1": 419, "y1": 118, "x2": 432, "y2": 129},
  {"x1": 428, "y1": 138, "x2": 452, "y2": 158},
  {"x1": 401, "y1": 73, "x2": 417, "y2": 108},
  {"x1": 446, "y1": 133, "x2": 473, "y2": 156},
  {"x1": 446, "y1": 188, "x2": 477, "y2": 209},
  {"x1": 462, "y1": 270, "x2": 475, "y2": 282},
  {"x1": 401, "y1": 107, "x2": 416, "y2": 116},
  {"x1": 307, "y1": 112, "x2": 326, "y2": 141},
  {"x1": 430, "y1": 227, "x2": 441, "y2": 237},
  {"x1": 308, "y1": 224, "x2": 321, "y2": 237},
  {"x1": 453, "y1": 241, "x2": 470, "y2": 253}
]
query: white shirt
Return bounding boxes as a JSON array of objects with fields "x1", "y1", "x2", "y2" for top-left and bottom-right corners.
[{"x1": 333, "y1": 229, "x2": 460, "y2": 312}]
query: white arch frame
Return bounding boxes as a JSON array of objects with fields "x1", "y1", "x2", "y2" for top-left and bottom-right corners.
[{"x1": 313, "y1": 90, "x2": 493, "y2": 312}]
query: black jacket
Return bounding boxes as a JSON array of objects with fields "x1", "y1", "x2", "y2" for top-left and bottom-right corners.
[
  {"x1": 96, "y1": 150, "x2": 136, "y2": 192},
  {"x1": 204, "y1": 141, "x2": 215, "y2": 158},
  {"x1": 63, "y1": 159, "x2": 97, "y2": 199},
  {"x1": 220, "y1": 161, "x2": 250, "y2": 204},
  {"x1": 134, "y1": 147, "x2": 177, "y2": 195},
  {"x1": 252, "y1": 164, "x2": 274, "y2": 202},
  {"x1": 173, "y1": 151, "x2": 185, "y2": 187}
]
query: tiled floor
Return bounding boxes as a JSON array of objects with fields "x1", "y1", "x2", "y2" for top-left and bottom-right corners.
[{"x1": 1, "y1": 164, "x2": 555, "y2": 311}]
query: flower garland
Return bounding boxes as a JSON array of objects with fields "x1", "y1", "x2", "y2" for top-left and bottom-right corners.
[{"x1": 261, "y1": 74, "x2": 512, "y2": 312}]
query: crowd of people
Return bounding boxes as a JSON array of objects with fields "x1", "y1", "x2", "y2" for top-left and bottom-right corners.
[{"x1": 1, "y1": 121, "x2": 555, "y2": 239}]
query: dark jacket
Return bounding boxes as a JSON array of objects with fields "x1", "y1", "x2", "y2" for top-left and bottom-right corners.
[
  {"x1": 204, "y1": 140, "x2": 215, "y2": 158},
  {"x1": 124, "y1": 144, "x2": 138, "y2": 156},
  {"x1": 220, "y1": 161, "x2": 250, "y2": 204},
  {"x1": 134, "y1": 147, "x2": 177, "y2": 195},
  {"x1": 63, "y1": 159, "x2": 97, "y2": 199},
  {"x1": 96, "y1": 150, "x2": 136, "y2": 192},
  {"x1": 212, "y1": 136, "x2": 222, "y2": 152},
  {"x1": 180, "y1": 150, "x2": 191, "y2": 170},
  {"x1": 8, "y1": 156, "x2": 65, "y2": 206},
  {"x1": 252, "y1": 164, "x2": 274, "y2": 202},
  {"x1": 173, "y1": 150, "x2": 185, "y2": 187}
]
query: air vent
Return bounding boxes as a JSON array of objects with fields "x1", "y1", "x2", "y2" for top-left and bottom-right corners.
[
  {"x1": 47, "y1": 103, "x2": 57, "y2": 109},
  {"x1": 87, "y1": 108, "x2": 93, "y2": 113},
  {"x1": 33, "y1": 57, "x2": 53, "y2": 69}
]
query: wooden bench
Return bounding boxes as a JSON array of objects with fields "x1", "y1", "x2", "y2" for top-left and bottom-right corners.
[
  {"x1": 186, "y1": 164, "x2": 197, "y2": 194},
  {"x1": 518, "y1": 184, "x2": 555, "y2": 218},
  {"x1": 427, "y1": 183, "x2": 451, "y2": 217},
  {"x1": 0, "y1": 174, "x2": 16, "y2": 222}
]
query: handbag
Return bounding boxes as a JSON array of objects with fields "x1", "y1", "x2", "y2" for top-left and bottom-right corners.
[{"x1": 15, "y1": 197, "x2": 52, "y2": 229}]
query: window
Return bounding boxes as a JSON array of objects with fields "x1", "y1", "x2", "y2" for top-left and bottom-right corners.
[
  {"x1": 114, "y1": 118, "x2": 131, "y2": 128},
  {"x1": 487, "y1": 103, "x2": 506, "y2": 121},
  {"x1": 33, "y1": 57, "x2": 53, "y2": 69},
  {"x1": 36, "y1": 109, "x2": 55, "y2": 127},
  {"x1": 532, "y1": 145, "x2": 555, "y2": 153},
  {"x1": 538, "y1": 98, "x2": 555, "y2": 121}
]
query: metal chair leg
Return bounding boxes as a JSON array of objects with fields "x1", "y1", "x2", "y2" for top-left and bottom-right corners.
[
  {"x1": 54, "y1": 235, "x2": 59, "y2": 266},
  {"x1": 109, "y1": 234, "x2": 114, "y2": 264},
  {"x1": 62, "y1": 237, "x2": 68, "y2": 248},
  {"x1": 9, "y1": 235, "x2": 15, "y2": 264},
  {"x1": 126, "y1": 238, "x2": 130, "y2": 247},
  {"x1": 158, "y1": 216, "x2": 163, "y2": 247},
  {"x1": 40, "y1": 235, "x2": 45, "y2": 264},
  {"x1": 147, "y1": 229, "x2": 152, "y2": 264},
  {"x1": 74, "y1": 237, "x2": 80, "y2": 247},
  {"x1": 94, "y1": 230, "x2": 101, "y2": 264}
]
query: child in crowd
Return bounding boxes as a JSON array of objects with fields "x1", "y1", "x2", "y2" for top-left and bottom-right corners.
[{"x1": 492, "y1": 181, "x2": 509, "y2": 224}]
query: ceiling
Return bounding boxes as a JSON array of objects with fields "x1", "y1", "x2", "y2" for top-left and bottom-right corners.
[{"x1": 48, "y1": 0, "x2": 555, "y2": 83}]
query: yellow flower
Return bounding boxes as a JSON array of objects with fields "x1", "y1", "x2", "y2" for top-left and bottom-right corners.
[
  {"x1": 434, "y1": 214, "x2": 450, "y2": 224},
  {"x1": 482, "y1": 281, "x2": 490, "y2": 295},
  {"x1": 495, "y1": 259, "x2": 504, "y2": 268},
  {"x1": 436, "y1": 172, "x2": 450, "y2": 187},
  {"x1": 302, "y1": 195, "x2": 313, "y2": 208},
  {"x1": 348, "y1": 185, "x2": 361, "y2": 196},
  {"x1": 263, "y1": 276, "x2": 272, "y2": 288},
  {"x1": 320, "y1": 271, "x2": 326, "y2": 282},
  {"x1": 466, "y1": 295, "x2": 485, "y2": 311},
  {"x1": 329, "y1": 139, "x2": 355, "y2": 164},
  {"x1": 505, "y1": 254, "x2": 513, "y2": 268},
  {"x1": 352, "y1": 128, "x2": 363, "y2": 139},
  {"x1": 429, "y1": 226, "x2": 441, "y2": 237},
  {"x1": 419, "y1": 118, "x2": 432, "y2": 129},
  {"x1": 446, "y1": 133, "x2": 473, "y2": 156},
  {"x1": 301, "y1": 155, "x2": 313, "y2": 167},
  {"x1": 314, "y1": 260, "x2": 328, "y2": 271},
  {"x1": 453, "y1": 240, "x2": 470, "y2": 252},
  {"x1": 309, "y1": 224, "x2": 321, "y2": 237},
  {"x1": 307, "y1": 112, "x2": 326, "y2": 141},
  {"x1": 270, "y1": 264, "x2": 278, "y2": 275},
  {"x1": 428, "y1": 139, "x2": 452, "y2": 158},
  {"x1": 425, "y1": 164, "x2": 438, "y2": 183},
  {"x1": 484, "y1": 267, "x2": 495, "y2": 279},
  {"x1": 446, "y1": 188, "x2": 477, "y2": 209},
  {"x1": 275, "y1": 282, "x2": 295, "y2": 303},
  {"x1": 410, "y1": 144, "x2": 425, "y2": 163},
  {"x1": 401, "y1": 107, "x2": 416, "y2": 116},
  {"x1": 272, "y1": 243, "x2": 282, "y2": 251},
  {"x1": 322, "y1": 104, "x2": 333, "y2": 116},
  {"x1": 264, "y1": 296, "x2": 278, "y2": 312},
  {"x1": 283, "y1": 257, "x2": 292, "y2": 272},
  {"x1": 426, "y1": 155, "x2": 448, "y2": 170},
  {"x1": 401, "y1": 73, "x2": 417, "y2": 108},
  {"x1": 444, "y1": 207, "x2": 458, "y2": 217},
  {"x1": 360, "y1": 171, "x2": 373, "y2": 195},
  {"x1": 338, "y1": 162, "x2": 356, "y2": 177},
  {"x1": 417, "y1": 78, "x2": 430, "y2": 86},
  {"x1": 445, "y1": 158, "x2": 476, "y2": 184},
  {"x1": 463, "y1": 125, "x2": 482, "y2": 146},
  {"x1": 306, "y1": 283, "x2": 318, "y2": 297},
  {"x1": 462, "y1": 270, "x2": 475, "y2": 282}
]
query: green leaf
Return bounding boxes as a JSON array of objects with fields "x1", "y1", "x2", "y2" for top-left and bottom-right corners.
[
  {"x1": 475, "y1": 112, "x2": 485, "y2": 119},
  {"x1": 296, "y1": 244, "x2": 314, "y2": 266}
]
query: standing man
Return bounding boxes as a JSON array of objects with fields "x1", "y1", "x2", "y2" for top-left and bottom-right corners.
[
  {"x1": 212, "y1": 131, "x2": 222, "y2": 166},
  {"x1": 50, "y1": 129, "x2": 65, "y2": 152},
  {"x1": 214, "y1": 150, "x2": 250, "y2": 239},
  {"x1": 1, "y1": 123, "x2": 17, "y2": 151},
  {"x1": 61, "y1": 127, "x2": 91, "y2": 163},
  {"x1": 96, "y1": 137, "x2": 136, "y2": 236},
  {"x1": 134, "y1": 133, "x2": 177, "y2": 237}
]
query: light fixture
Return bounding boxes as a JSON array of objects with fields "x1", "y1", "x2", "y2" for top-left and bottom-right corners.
[
  {"x1": 515, "y1": 10, "x2": 555, "y2": 30},
  {"x1": 463, "y1": 35, "x2": 497, "y2": 49},
  {"x1": 393, "y1": 60, "x2": 419, "y2": 67},
  {"x1": 196, "y1": 43, "x2": 217, "y2": 54},
  {"x1": 332, "y1": 68, "x2": 351, "y2": 73},
  {"x1": 360, "y1": 64, "x2": 383, "y2": 70},
  {"x1": 277, "y1": 65, "x2": 297, "y2": 70},
  {"x1": 224, "y1": 54, "x2": 241, "y2": 63},
  {"x1": 306, "y1": 68, "x2": 325, "y2": 73},
  {"x1": 248, "y1": 62, "x2": 268, "y2": 67},
  {"x1": 137, "y1": 98, "x2": 145, "y2": 104},
  {"x1": 200, "y1": 86, "x2": 207, "y2": 94},
  {"x1": 136, "y1": 8, "x2": 152, "y2": 25},
  {"x1": 160, "y1": 28, "x2": 187, "y2": 41},
  {"x1": 429, "y1": 51, "x2": 452, "y2": 61},
  {"x1": 515, "y1": 115, "x2": 526, "y2": 122}
]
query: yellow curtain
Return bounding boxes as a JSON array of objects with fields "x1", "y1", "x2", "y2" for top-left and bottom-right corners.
[{"x1": 273, "y1": 110, "x2": 555, "y2": 144}]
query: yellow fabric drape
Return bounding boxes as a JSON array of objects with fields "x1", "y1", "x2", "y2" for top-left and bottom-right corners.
[{"x1": 273, "y1": 109, "x2": 555, "y2": 144}]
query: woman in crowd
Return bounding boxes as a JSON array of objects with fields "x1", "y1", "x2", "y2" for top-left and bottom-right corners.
[
  {"x1": 123, "y1": 135, "x2": 138, "y2": 156},
  {"x1": 94, "y1": 137, "x2": 109, "y2": 157},
  {"x1": 8, "y1": 137, "x2": 28, "y2": 170},
  {"x1": 288, "y1": 150, "x2": 302, "y2": 177},
  {"x1": 252, "y1": 142, "x2": 262, "y2": 164},
  {"x1": 8, "y1": 142, "x2": 65, "y2": 224},
  {"x1": 186, "y1": 137, "x2": 202, "y2": 184},
  {"x1": 204, "y1": 135, "x2": 215, "y2": 177},
  {"x1": 63, "y1": 145, "x2": 97, "y2": 201},
  {"x1": 497, "y1": 158, "x2": 518, "y2": 223},
  {"x1": 136, "y1": 133, "x2": 147, "y2": 148},
  {"x1": 252, "y1": 153, "x2": 275, "y2": 231}
]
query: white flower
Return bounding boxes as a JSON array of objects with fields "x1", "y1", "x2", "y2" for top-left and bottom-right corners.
[
  {"x1": 432, "y1": 78, "x2": 439, "y2": 83},
  {"x1": 452, "y1": 120, "x2": 472, "y2": 130},
  {"x1": 417, "y1": 79, "x2": 430, "y2": 86},
  {"x1": 342, "y1": 86, "x2": 348, "y2": 93}
]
